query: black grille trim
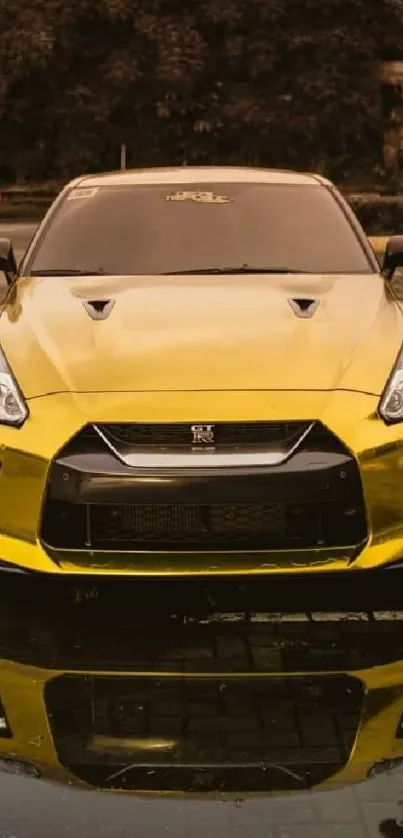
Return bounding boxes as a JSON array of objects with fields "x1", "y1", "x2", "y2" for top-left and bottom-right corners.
[{"x1": 40, "y1": 420, "x2": 367, "y2": 556}]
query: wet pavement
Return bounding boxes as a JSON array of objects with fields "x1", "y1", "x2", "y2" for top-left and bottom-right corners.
[{"x1": 1, "y1": 573, "x2": 403, "y2": 836}]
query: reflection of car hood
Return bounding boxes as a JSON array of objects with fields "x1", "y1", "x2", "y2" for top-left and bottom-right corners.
[{"x1": 0, "y1": 273, "x2": 401, "y2": 399}]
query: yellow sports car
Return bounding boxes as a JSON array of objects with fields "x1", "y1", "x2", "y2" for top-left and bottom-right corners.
[{"x1": 0, "y1": 165, "x2": 403, "y2": 578}]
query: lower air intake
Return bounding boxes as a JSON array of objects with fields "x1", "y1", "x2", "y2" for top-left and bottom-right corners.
[{"x1": 42, "y1": 497, "x2": 366, "y2": 551}]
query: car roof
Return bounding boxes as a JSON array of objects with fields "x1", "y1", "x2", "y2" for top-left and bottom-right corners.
[{"x1": 71, "y1": 166, "x2": 330, "y2": 189}]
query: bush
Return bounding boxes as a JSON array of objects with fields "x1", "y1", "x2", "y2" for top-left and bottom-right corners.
[
  {"x1": 0, "y1": 0, "x2": 403, "y2": 181},
  {"x1": 346, "y1": 195, "x2": 403, "y2": 235}
]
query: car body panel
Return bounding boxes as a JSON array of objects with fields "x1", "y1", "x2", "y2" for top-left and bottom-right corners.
[
  {"x1": 0, "y1": 389, "x2": 400, "y2": 575},
  {"x1": 0, "y1": 272, "x2": 400, "y2": 399}
]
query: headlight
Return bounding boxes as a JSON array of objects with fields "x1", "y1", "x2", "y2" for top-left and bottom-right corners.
[
  {"x1": 379, "y1": 346, "x2": 403, "y2": 424},
  {"x1": 0, "y1": 346, "x2": 28, "y2": 427}
]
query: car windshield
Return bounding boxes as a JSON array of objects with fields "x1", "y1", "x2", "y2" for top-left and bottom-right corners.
[{"x1": 27, "y1": 181, "x2": 372, "y2": 276}]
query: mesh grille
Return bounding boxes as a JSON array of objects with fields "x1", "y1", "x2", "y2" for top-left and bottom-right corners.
[
  {"x1": 92, "y1": 502, "x2": 286, "y2": 541},
  {"x1": 42, "y1": 497, "x2": 366, "y2": 551},
  {"x1": 99, "y1": 421, "x2": 311, "y2": 447},
  {"x1": 63, "y1": 421, "x2": 348, "y2": 457}
]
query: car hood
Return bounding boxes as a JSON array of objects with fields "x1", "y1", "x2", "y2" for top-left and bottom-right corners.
[{"x1": 0, "y1": 272, "x2": 402, "y2": 399}]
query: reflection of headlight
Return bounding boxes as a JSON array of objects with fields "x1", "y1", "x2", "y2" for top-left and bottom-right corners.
[
  {"x1": 368, "y1": 757, "x2": 403, "y2": 778},
  {"x1": 0, "y1": 758, "x2": 40, "y2": 778},
  {"x1": 0, "y1": 346, "x2": 28, "y2": 427},
  {"x1": 88, "y1": 734, "x2": 176, "y2": 753}
]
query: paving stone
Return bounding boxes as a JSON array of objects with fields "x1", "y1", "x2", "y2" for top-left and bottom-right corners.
[
  {"x1": 277, "y1": 825, "x2": 365, "y2": 838},
  {"x1": 361, "y1": 801, "x2": 401, "y2": 838},
  {"x1": 300, "y1": 713, "x2": 338, "y2": 746},
  {"x1": 188, "y1": 715, "x2": 259, "y2": 733},
  {"x1": 252, "y1": 648, "x2": 283, "y2": 670},
  {"x1": 263, "y1": 711, "x2": 295, "y2": 731},
  {"x1": 315, "y1": 788, "x2": 360, "y2": 822},
  {"x1": 150, "y1": 701, "x2": 185, "y2": 717},
  {"x1": 227, "y1": 799, "x2": 316, "y2": 825},
  {"x1": 187, "y1": 701, "x2": 218, "y2": 716},
  {"x1": 264, "y1": 730, "x2": 301, "y2": 748},
  {"x1": 216, "y1": 636, "x2": 247, "y2": 660},
  {"x1": 149, "y1": 716, "x2": 183, "y2": 734}
]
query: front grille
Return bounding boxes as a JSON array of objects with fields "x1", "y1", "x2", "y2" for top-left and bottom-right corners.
[
  {"x1": 45, "y1": 674, "x2": 363, "y2": 792},
  {"x1": 42, "y1": 497, "x2": 366, "y2": 551},
  {"x1": 93, "y1": 501, "x2": 286, "y2": 543},
  {"x1": 40, "y1": 420, "x2": 367, "y2": 554}
]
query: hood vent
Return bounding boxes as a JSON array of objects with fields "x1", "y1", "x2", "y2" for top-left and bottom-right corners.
[
  {"x1": 82, "y1": 299, "x2": 115, "y2": 321},
  {"x1": 288, "y1": 298, "x2": 319, "y2": 319}
]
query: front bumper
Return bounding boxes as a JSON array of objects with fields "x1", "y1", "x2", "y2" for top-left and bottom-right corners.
[{"x1": 1, "y1": 389, "x2": 403, "y2": 576}]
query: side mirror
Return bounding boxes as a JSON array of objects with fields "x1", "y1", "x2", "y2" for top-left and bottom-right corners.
[
  {"x1": 0, "y1": 239, "x2": 17, "y2": 285},
  {"x1": 383, "y1": 235, "x2": 403, "y2": 279}
]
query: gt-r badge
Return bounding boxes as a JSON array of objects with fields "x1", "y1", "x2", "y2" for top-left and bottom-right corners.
[{"x1": 191, "y1": 424, "x2": 216, "y2": 444}]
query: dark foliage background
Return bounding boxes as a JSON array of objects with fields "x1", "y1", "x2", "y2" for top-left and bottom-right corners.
[{"x1": 1, "y1": 0, "x2": 403, "y2": 183}]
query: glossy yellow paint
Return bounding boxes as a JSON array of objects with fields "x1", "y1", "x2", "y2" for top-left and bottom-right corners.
[
  {"x1": 1, "y1": 316, "x2": 403, "y2": 575},
  {"x1": 1, "y1": 655, "x2": 403, "y2": 797},
  {"x1": 1, "y1": 272, "x2": 400, "y2": 397}
]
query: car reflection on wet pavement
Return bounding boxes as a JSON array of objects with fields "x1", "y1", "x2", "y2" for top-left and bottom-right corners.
[{"x1": 3, "y1": 574, "x2": 403, "y2": 835}]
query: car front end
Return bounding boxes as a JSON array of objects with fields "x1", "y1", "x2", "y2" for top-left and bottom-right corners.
[
  {"x1": 0, "y1": 167, "x2": 402, "y2": 579},
  {"x1": 0, "y1": 382, "x2": 399, "y2": 578}
]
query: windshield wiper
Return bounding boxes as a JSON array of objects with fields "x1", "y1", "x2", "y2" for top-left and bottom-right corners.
[
  {"x1": 30, "y1": 268, "x2": 109, "y2": 276},
  {"x1": 31, "y1": 266, "x2": 308, "y2": 277},
  {"x1": 163, "y1": 266, "x2": 305, "y2": 275}
]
